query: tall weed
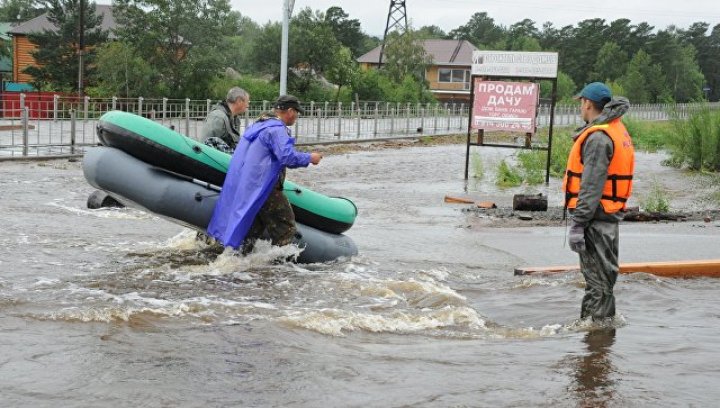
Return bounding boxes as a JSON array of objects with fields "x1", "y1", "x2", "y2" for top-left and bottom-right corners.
[
  {"x1": 516, "y1": 149, "x2": 546, "y2": 185},
  {"x1": 668, "y1": 106, "x2": 720, "y2": 171},
  {"x1": 640, "y1": 179, "x2": 670, "y2": 212},
  {"x1": 548, "y1": 128, "x2": 574, "y2": 178},
  {"x1": 496, "y1": 159, "x2": 523, "y2": 187}
]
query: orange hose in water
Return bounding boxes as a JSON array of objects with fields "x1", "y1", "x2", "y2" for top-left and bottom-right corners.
[{"x1": 514, "y1": 259, "x2": 720, "y2": 278}]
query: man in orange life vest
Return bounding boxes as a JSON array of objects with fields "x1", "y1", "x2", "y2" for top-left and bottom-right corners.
[{"x1": 563, "y1": 82, "x2": 634, "y2": 321}]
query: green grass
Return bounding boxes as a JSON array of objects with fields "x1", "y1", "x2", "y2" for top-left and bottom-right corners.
[
  {"x1": 548, "y1": 128, "x2": 574, "y2": 178},
  {"x1": 516, "y1": 149, "x2": 546, "y2": 185},
  {"x1": 640, "y1": 179, "x2": 670, "y2": 212},
  {"x1": 623, "y1": 116, "x2": 675, "y2": 152},
  {"x1": 495, "y1": 159, "x2": 523, "y2": 188},
  {"x1": 667, "y1": 106, "x2": 720, "y2": 171}
]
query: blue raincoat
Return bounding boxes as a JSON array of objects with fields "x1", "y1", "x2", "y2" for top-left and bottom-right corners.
[{"x1": 207, "y1": 118, "x2": 311, "y2": 248}]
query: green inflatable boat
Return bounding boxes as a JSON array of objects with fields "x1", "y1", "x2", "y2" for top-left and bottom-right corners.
[{"x1": 96, "y1": 110, "x2": 357, "y2": 234}]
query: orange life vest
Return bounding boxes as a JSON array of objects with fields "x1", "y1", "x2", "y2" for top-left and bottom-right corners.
[{"x1": 562, "y1": 118, "x2": 635, "y2": 213}]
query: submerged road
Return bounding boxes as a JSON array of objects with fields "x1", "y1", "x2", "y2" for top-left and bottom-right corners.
[{"x1": 1, "y1": 143, "x2": 719, "y2": 407}]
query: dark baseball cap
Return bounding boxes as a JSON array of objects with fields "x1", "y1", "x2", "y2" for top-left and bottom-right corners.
[
  {"x1": 574, "y1": 82, "x2": 612, "y2": 103},
  {"x1": 274, "y1": 95, "x2": 305, "y2": 114}
]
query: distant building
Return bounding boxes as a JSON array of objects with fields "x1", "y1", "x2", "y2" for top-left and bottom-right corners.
[
  {"x1": 357, "y1": 39, "x2": 479, "y2": 102},
  {"x1": 7, "y1": 4, "x2": 117, "y2": 84}
]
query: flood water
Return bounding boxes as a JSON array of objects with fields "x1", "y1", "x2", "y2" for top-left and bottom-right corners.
[{"x1": 2, "y1": 143, "x2": 720, "y2": 407}]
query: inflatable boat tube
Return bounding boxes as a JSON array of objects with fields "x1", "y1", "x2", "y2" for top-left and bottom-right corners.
[
  {"x1": 96, "y1": 110, "x2": 357, "y2": 234},
  {"x1": 83, "y1": 146, "x2": 358, "y2": 264}
]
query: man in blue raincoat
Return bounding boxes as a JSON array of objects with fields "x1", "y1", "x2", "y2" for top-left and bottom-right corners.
[{"x1": 207, "y1": 95, "x2": 323, "y2": 253}]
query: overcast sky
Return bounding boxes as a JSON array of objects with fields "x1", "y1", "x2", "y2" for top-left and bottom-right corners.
[{"x1": 229, "y1": 0, "x2": 720, "y2": 36}]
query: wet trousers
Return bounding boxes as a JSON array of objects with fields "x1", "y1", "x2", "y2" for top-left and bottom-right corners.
[
  {"x1": 242, "y1": 184, "x2": 296, "y2": 254},
  {"x1": 579, "y1": 220, "x2": 619, "y2": 320}
]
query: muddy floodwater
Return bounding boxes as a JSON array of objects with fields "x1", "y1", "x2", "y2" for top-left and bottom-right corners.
[{"x1": 1, "y1": 142, "x2": 720, "y2": 407}]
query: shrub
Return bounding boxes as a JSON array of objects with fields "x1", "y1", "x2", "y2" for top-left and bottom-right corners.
[
  {"x1": 208, "y1": 75, "x2": 279, "y2": 102},
  {"x1": 667, "y1": 106, "x2": 720, "y2": 171},
  {"x1": 496, "y1": 159, "x2": 523, "y2": 187}
]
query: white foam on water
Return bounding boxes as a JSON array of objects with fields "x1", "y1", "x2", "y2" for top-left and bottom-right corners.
[
  {"x1": 31, "y1": 278, "x2": 62, "y2": 287},
  {"x1": 47, "y1": 201, "x2": 154, "y2": 220},
  {"x1": 158, "y1": 229, "x2": 203, "y2": 251},
  {"x1": 33, "y1": 291, "x2": 280, "y2": 323},
  {"x1": 496, "y1": 314, "x2": 629, "y2": 340},
  {"x1": 201, "y1": 241, "x2": 303, "y2": 276},
  {"x1": 279, "y1": 305, "x2": 486, "y2": 337},
  {"x1": 513, "y1": 277, "x2": 568, "y2": 289},
  {"x1": 410, "y1": 267, "x2": 451, "y2": 282}
]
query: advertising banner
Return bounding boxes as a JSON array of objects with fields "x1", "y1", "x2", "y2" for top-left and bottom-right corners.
[
  {"x1": 471, "y1": 80, "x2": 539, "y2": 133},
  {"x1": 472, "y1": 51, "x2": 559, "y2": 78}
]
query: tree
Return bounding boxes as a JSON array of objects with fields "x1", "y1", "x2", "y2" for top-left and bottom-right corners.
[
  {"x1": 112, "y1": 0, "x2": 234, "y2": 98},
  {"x1": 669, "y1": 45, "x2": 705, "y2": 101},
  {"x1": 646, "y1": 29, "x2": 705, "y2": 101},
  {"x1": 416, "y1": 25, "x2": 448, "y2": 39},
  {"x1": 285, "y1": 8, "x2": 343, "y2": 95},
  {"x1": 248, "y1": 22, "x2": 282, "y2": 77},
  {"x1": 24, "y1": 0, "x2": 108, "y2": 92},
  {"x1": 221, "y1": 13, "x2": 261, "y2": 74},
  {"x1": 706, "y1": 24, "x2": 720, "y2": 101},
  {"x1": 619, "y1": 50, "x2": 669, "y2": 103},
  {"x1": 680, "y1": 22, "x2": 718, "y2": 101},
  {"x1": 507, "y1": 18, "x2": 540, "y2": 43},
  {"x1": 561, "y1": 18, "x2": 608, "y2": 86},
  {"x1": 325, "y1": 46, "x2": 357, "y2": 102},
  {"x1": 508, "y1": 35, "x2": 541, "y2": 51},
  {"x1": 540, "y1": 71, "x2": 576, "y2": 102},
  {"x1": 449, "y1": 12, "x2": 506, "y2": 48},
  {"x1": 604, "y1": 19, "x2": 635, "y2": 53},
  {"x1": 538, "y1": 22, "x2": 560, "y2": 51},
  {"x1": 593, "y1": 41, "x2": 628, "y2": 82},
  {"x1": 324, "y1": 6, "x2": 369, "y2": 57},
  {"x1": 291, "y1": 8, "x2": 342, "y2": 76},
  {"x1": 381, "y1": 29, "x2": 431, "y2": 86},
  {"x1": 351, "y1": 68, "x2": 390, "y2": 101},
  {"x1": 0, "y1": 0, "x2": 43, "y2": 22},
  {"x1": 91, "y1": 41, "x2": 158, "y2": 97}
]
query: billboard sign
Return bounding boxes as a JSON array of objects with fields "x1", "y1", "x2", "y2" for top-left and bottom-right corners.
[
  {"x1": 471, "y1": 79, "x2": 539, "y2": 133},
  {"x1": 472, "y1": 51, "x2": 559, "y2": 79}
]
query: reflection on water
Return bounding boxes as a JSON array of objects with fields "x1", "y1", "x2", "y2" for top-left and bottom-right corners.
[{"x1": 573, "y1": 328, "x2": 617, "y2": 408}]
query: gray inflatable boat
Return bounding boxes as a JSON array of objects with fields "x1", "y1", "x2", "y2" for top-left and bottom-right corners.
[{"x1": 83, "y1": 146, "x2": 358, "y2": 263}]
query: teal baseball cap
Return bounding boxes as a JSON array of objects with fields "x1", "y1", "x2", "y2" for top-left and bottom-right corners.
[{"x1": 574, "y1": 82, "x2": 612, "y2": 103}]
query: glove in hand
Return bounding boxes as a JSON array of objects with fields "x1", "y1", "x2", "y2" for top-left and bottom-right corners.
[{"x1": 568, "y1": 221, "x2": 586, "y2": 253}]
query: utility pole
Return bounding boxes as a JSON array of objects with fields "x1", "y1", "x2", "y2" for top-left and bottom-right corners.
[
  {"x1": 280, "y1": 0, "x2": 295, "y2": 96},
  {"x1": 378, "y1": 0, "x2": 408, "y2": 66},
  {"x1": 78, "y1": 0, "x2": 85, "y2": 96}
]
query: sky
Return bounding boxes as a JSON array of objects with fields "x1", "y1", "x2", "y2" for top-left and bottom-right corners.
[{"x1": 228, "y1": 0, "x2": 720, "y2": 36}]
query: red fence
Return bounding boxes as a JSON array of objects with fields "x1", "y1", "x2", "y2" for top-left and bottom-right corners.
[{"x1": 1, "y1": 91, "x2": 78, "y2": 119}]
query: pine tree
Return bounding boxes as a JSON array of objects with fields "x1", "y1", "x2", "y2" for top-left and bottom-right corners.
[{"x1": 24, "y1": 0, "x2": 107, "y2": 92}]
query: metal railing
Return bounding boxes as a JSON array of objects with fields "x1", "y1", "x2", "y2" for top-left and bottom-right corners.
[{"x1": 1, "y1": 95, "x2": 718, "y2": 159}]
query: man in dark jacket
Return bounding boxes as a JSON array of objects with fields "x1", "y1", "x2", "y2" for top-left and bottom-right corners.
[
  {"x1": 564, "y1": 82, "x2": 635, "y2": 321},
  {"x1": 201, "y1": 87, "x2": 249, "y2": 153},
  {"x1": 207, "y1": 95, "x2": 322, "y2": 254}
]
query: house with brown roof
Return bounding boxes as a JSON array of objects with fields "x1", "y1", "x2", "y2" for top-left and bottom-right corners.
[
  {"x1": 7, "y1": 4, "x2": 116, "y2": 84},
  {"x1": 357, "y1": 39, "x2": 479, "y2": 102}
]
